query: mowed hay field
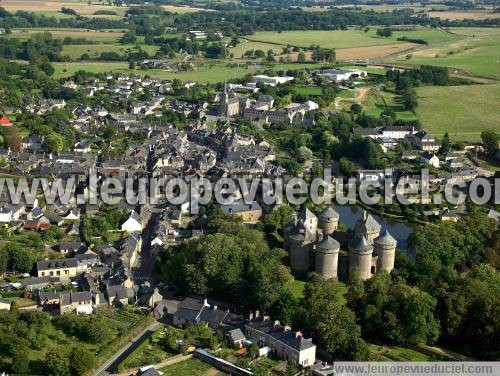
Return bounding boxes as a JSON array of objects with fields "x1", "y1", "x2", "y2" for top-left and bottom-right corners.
[
  {"x1": 1, "y1": 0, "x2": 129, "y2": 17},
  {"x1": 395, "y1": 27, "x2": 500, "y2": 79},
  {"x1": 415, "y1": 84, "x2": 500, "y2": 141},
  {"x1": 161, "y1": 5, "x2": 208, "y2": 13},
  {"x1": 8, "y1": 28, "x2": 125, "y2": 42},
  {"x1": 246, "y1": 30, "x2": 403, "y2": 49},
  {"x1": 336, "y1": 43, "x2": 416, "y2": 60},
  {"x1": 426, "y1": 11, "x2": 500, "y2": 20},
  {"x1": 246, "y1": 27, "x2": 463, "y2": 50}
]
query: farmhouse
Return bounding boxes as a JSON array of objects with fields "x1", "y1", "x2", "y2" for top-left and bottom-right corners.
[
  {"x1": 319, "y1": 69, "x2": 366, "y2": 82},
  {"x1": 252, "y1": 75, "x2": 294, "y2": 87},
  {"x1": 188, "y1": 30, "x2": 208, "y2": 39}
]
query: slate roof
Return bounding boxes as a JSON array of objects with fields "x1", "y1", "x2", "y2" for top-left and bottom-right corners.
[
  {"x1": 37, "y1": 258, "x2": 78, "y2": 271},
  {"x1": 374, "y1": 229, "x2": 397, "y2": 247},
  {"x1": 319, "y1": 206, "x2": 339, "y2": 220},
  {"x1": 349, "y1": 235, "x2": 372, "y2": 253},
  {"x1": 246, "y1": 319, "x2": 315, "y2": 351},
  {"x1": 317, "y1": 235, "x2": 340, "y2": 251},
  {"x1": 60, "y1": 291, "x2": 91, "y2": 306}
]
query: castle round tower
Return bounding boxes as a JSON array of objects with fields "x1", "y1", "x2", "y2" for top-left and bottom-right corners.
[
  {"x1": 354, "y1": 210, "x2": 381, "y2": 245},
  {"x1": 318, "y1": 206, "x2": 339, "y2": 236},
  {"x1": 315, "y1": 235, "x2": 340, "y2": 279},
  {"x1": 348, "y1": 234, "x2": 374, "y2": 280},
  {"x1": 288, "y1": 225, "x2": 314, "y2": 273},
  {"x1": 374, "y1": 229, "x2": 397, "y2": 274}
]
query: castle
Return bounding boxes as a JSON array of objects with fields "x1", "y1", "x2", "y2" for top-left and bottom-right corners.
[
  {"x1": 218, "y1": 86, "x2": 317, "y2": 125},
  {"x1": 283, "y1": 207, "x2": 397, "y2": 280}
]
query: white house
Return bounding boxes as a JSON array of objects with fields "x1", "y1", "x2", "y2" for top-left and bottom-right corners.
[
  {"x1": 421, "y1": 152, "x2": 440, "y2": 168},
  {"x1": 0, "y1": 206, "x2": 13, "y2": 222},
  {"x1": 121, "y1": 210, "x2": 143, "y2": 233}
]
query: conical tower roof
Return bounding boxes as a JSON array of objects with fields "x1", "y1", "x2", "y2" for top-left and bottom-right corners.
[
  {"x1": 349, "y1": 234, "x2": 372, "y2": 253},
  {"x1": 319, "y1": 206, "x2": 339, "y2": 220},
  {"x1": 317, "y1": 235, "x2": 340, "y2": 251},
  {"x1": 374, "y1": 228, "x2": 397, "y2": 248}
]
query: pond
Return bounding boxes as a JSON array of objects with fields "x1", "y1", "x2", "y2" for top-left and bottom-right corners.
[{"x1": 336, "y1": 205, "x2": 417, "y2": 250}]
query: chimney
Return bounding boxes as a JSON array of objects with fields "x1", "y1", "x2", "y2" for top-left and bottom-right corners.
[
  {"x1": 248, "y1": 312, "x2": 254, "y2": 321},
  {"x1": 263, "y1": 315, "x2": 270, "y2": 321},
  {"x1": 213, "y1": 305, "x2": 218, "y2": 311},
  {"x1": 295, "y1": 331, "x2": 302, "y2": 338},
  {"x1": 255, "y1": 310, "x2": 260, "y2": 319},
  {"x1": 273, "y1": 320, "x2": 280, "y2": 327},
  {"x1": 284, "y1": 325, "x2": 291, "y2": 331}
]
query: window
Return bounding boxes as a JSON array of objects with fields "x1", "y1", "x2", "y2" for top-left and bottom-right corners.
[{"x1": 57, "y1": 271, "x2": 61, "y2": 276}]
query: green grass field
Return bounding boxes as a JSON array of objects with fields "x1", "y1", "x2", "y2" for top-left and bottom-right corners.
[
  {"x1": 392, "y1": 27, "x2": 500, "y2": 79},
  {"x1": 415, "y1": 84, "x2": 500, "y2": 141},
  {"x1": 160, "y1": 358, "x2": 212, "y2": 376},
  {"x1": 230, "y1": 40, "x2": 284, "y2": 58},
  {"x1": 62, "y1": 43, "x2": 159, "y2": 59},
  {"x1": 246, "y1": 29, "x2": 401, "y2": 49},
  {"x1": 291, "y1": 279, "x2": 306, "y2": 299},
  {"x1": 54, "y1": 61, "x2": 328, "y2": 82},
  {"x1": 6, "y1": 28, "x2": 125, "y2": 42},
  {"x1": 245, "y1": 27, "x2": 461, "y2": 50}
]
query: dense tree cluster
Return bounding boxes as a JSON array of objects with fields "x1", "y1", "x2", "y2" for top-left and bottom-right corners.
[
  {"x1": 157, "y1": 206, "x2": 294, "y2": 313},
  {"x1": 53, "y1": 313, "x2": 113, "y2": 344},
  {"x1": 0, "y1": 309, "x2": 96, "y2": 375},
  {"x1": 294, "y1": 276, "x2": 370, "y2": 360},
  {"x1": 81, "y1": 206, "x2": 128, "y2": 244},
  {"x1": 348, "y1": 271, "x2": 440, "y2": 345},
  {"x1": 392, "y1": 213, "x2": 500, "y2": 358}
]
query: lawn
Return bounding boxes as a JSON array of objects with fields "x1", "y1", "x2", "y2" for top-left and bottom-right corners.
[
  {"x1": 294, "y1": 86, "x2": 322, "y2": 96},
  {"x1": 160, "y1": 357, "x2": 212, "y2": 376},
  {"x1": 358, "y1": 88, "x2": 417, "y2": 121},
  {"x1": 290, "y1": 279, "x2": 306, "y2": 299},
  {"x1": 290, "y1": 279, "x2": 347, "y2": 304},
  {"x1": 391, "y1": 27, "x2": 500, "y2": 79},
  {"x1": 415, "y1": 84, "x2": 500, "y2": 141}
]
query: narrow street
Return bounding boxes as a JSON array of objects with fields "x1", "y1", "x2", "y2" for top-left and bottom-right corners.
[{"x1": 132, "y1": 210, "x2": 161, "y2": 285}]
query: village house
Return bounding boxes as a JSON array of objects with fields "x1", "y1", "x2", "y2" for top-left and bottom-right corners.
[
  {"x1": 420, "y1": 152, "x2": 440, "y2": 168},
  {"x1": 221, "y1": 201, "x2": 263, "y2": 223},
  {"x1": 244, "y1": 317, "x2": 316, "y2": 368},
  {"x1": 59, "y1": 291, "x2": 93, "y2": 314},
  {"x1": 36, "y1": 258, "x2": 78, "y2": 280}
]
